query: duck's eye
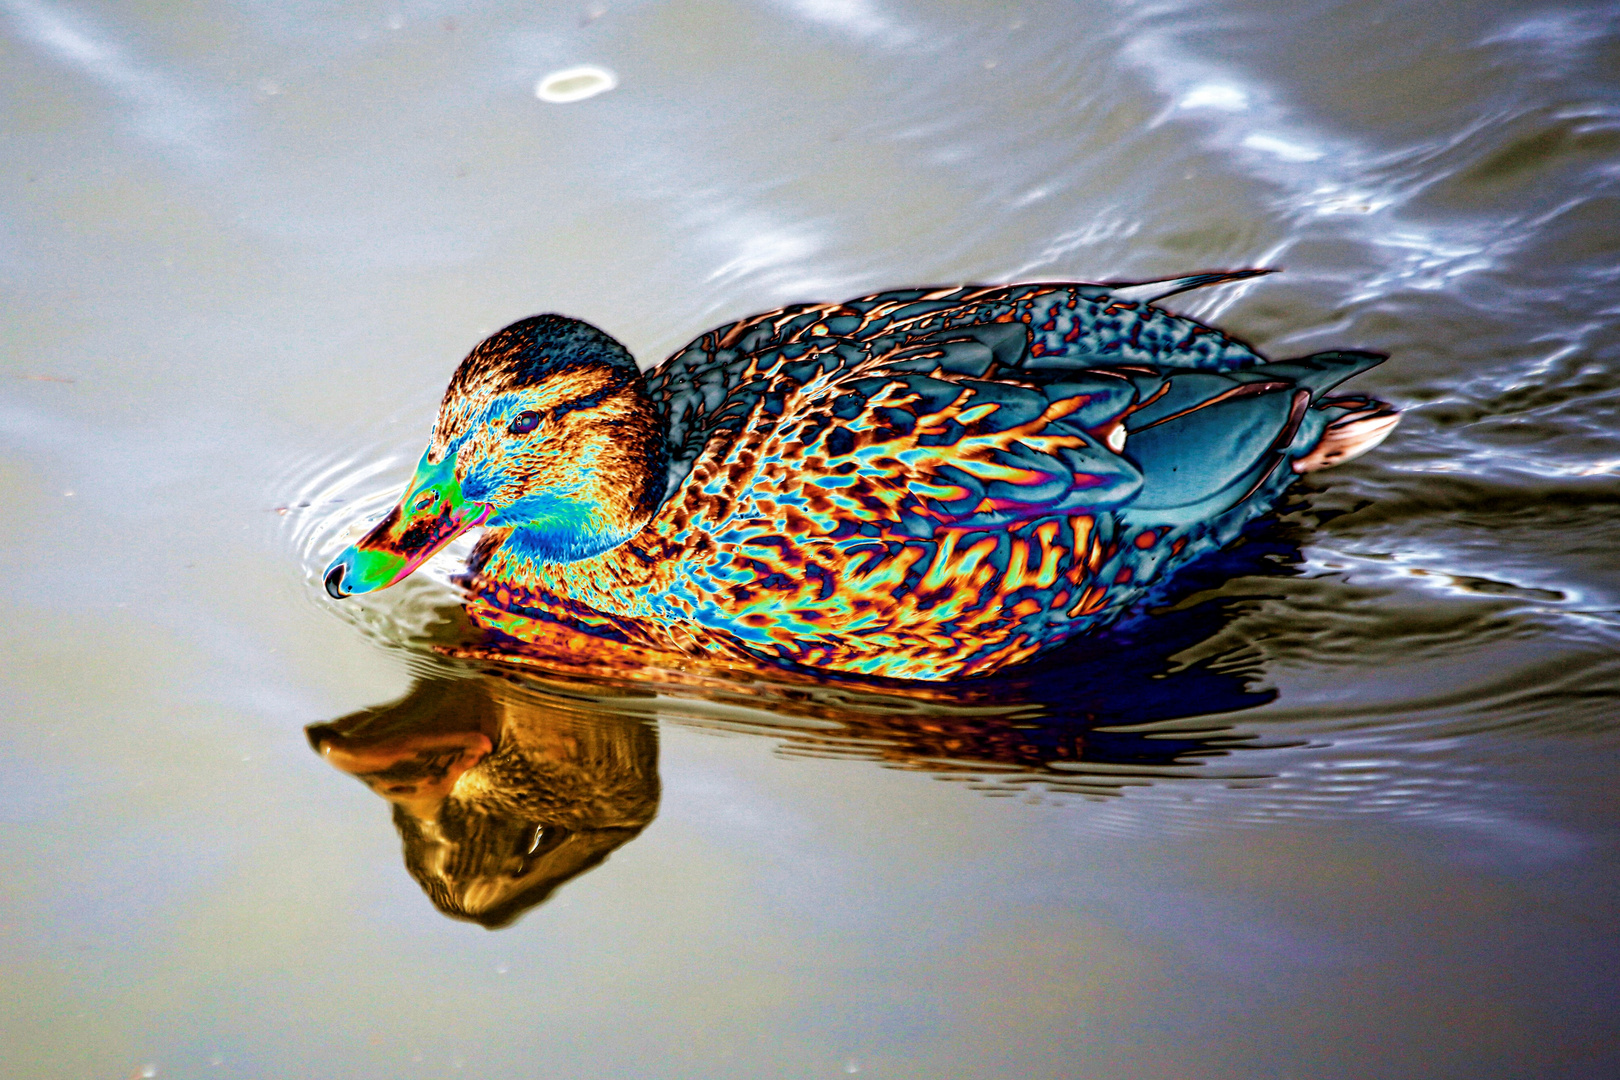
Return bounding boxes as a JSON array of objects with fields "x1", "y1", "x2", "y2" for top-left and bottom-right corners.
[
  {"x1": 412, "y1": 490, "x2": 436, "y2": 513},
  {"x1": 509, "y1": 411, "x2": 541, "y2": 435}
]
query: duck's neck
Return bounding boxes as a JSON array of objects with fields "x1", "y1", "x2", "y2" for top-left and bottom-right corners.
[
  {"x1": 481, "y1": 380, "x2": 667, "y2": 577},
  {"x1": 474, "y1": 525, "x2": 657, "y2": 617}
]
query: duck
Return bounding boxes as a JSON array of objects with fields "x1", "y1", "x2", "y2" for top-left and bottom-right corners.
[{"x1": 323, "y1": 273, "x2": 1399, "y2": 680}]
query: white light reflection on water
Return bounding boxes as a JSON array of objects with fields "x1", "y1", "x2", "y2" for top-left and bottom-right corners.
[
  {"x1": 777, "y1": 0, "x2": 920, "y2": 47},
  {"x1": 535, "y1": 64, "x2": 618, "y2": 103},
  {"x1": 1481, "y1": 5, "x2": 1620, "y2": 59},
  {"x1": 1240, "y1": 132, "x2": 1325, "y2": 163},
  {"x1": 701, "y1": 212, "x2": 829, "y2": 291},
  {"x1": 0, "y1": 0, "x2": 216, "y2": 157},
  {"x1": 1122, "y1": 14, "x2": 1421, "y2": 262},
  {"x1": 1178, "y1": 82, "x2": 1249, "y2": 112}
]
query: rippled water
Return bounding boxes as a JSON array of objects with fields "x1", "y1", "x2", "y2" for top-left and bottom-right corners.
[{"x1": 4, "y1": 0, "x2": 1619, "y2": 1076}]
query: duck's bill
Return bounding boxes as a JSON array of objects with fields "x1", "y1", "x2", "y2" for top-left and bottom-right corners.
[{"x1": 323, "y1": 450, "x2": 489, "y2": 599}]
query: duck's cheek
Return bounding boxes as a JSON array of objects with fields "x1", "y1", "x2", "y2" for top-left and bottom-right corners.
[{"x1": 458, "y1": 461, "x2": 504, "y2": 505}]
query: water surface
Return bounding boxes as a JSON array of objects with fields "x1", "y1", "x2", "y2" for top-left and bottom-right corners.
[{"x1": 3, "y1": 0, "x2": 1619, "y2": 1076}]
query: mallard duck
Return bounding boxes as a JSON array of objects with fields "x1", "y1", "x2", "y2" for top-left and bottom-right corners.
[{"x1": 323, "y1": 274, "x2": 1398, "y2": 680}]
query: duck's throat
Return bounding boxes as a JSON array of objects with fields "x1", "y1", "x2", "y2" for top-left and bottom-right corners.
[
  {"x1": 474, "y1": 525, "x2": 639, "y2": 613},
  {"x1": 470, "y1": 502, "x2": 647, "y2": 602},
  {"x1": 499, "y1": 510, "x2": 642, "y2": 566},
  {"x1": 480, "y1": 460, "x2": 661, "y2": 573}
]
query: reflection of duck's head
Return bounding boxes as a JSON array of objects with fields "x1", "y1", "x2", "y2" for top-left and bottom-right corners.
[{"x1": 307, "y1": 674, "x2": 659, "y2": 929}]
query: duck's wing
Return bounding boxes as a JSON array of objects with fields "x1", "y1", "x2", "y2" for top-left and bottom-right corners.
[
  {"x1": 670, "y1": 341, "x2": 1393, "y2": 544},
  {"x1": 665, "y1": 339, "x2": 1389, "y2": 545},
  {"x1": 1113, "y1": 349, "x2": 1392, "y2": 529},
  {"x1": 644, "y1": 276, "x2": 1276, "y2": 500},
  {"x1": 810, "y1": 353, "x2": 1151, "y2": 533},
  {"x1": 792, "y1": 332, "x2": 1389, "y2": 530},
  {"x1": 658, "y1": 343, "x2": 1148, "y2": 579}
]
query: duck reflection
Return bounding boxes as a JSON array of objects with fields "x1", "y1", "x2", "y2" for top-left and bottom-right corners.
[
  {"x1": 307, "y1": 676, "x2": 659, "y2": 929},
  {"x1": 310, "y1": 523, "x2": 1298, "y2": 926}
]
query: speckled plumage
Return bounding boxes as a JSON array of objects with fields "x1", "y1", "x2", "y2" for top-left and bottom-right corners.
[{"x1": 325, "y1": 276, "x2": 1397, "y2": 680}]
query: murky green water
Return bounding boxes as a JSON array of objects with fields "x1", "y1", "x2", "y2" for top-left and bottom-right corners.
[{"x1": 4, "y1": 0, "x2": 1619, "y2": 1076}]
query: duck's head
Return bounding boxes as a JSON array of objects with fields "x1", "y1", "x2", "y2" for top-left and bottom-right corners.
[{"x1": 324, "y1": 314, "x2": 666, "y2": 599}]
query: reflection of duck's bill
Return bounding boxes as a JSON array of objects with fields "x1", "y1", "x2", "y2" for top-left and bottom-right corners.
[
  {"x1": 324, "y1": 449, "x2": 489, "y2": 598},
  {"x1": 314, "y1": 727, "x2": 493, "y2": 812},
  {"x1": 316, "y1": 729, "x2": 493, "y2": 779}
]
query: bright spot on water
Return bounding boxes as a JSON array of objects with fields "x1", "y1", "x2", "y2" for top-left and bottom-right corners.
[
  {"x1": 785, "y1": 0, "x2": 910, "y2": 43},
  {"x1": 844, "y1": 1060, "x2": 861, "y2": 1074},
  {"x1": 1179, "y1": 82, "x2": 1248, "y2": 110},
  {"x1": 1305, "y1": 185, "x2": 1392, "y2": 216},
  {"x1": 1241, "y1": 132, "x2": 1324, "y2": 161},
  {"x1": 535, "y1": 65, "x2": 617, "y2": 103}
]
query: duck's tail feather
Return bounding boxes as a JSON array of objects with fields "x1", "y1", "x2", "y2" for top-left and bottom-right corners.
[
  {"x1": 1293, "y1": 396, "x2": 1400, "y2": 473},
  {"x1": 1102, "y1": 269, "x2": 1277, "y2": 306}
]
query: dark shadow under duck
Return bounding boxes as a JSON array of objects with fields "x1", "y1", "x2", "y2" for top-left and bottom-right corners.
[{"x1": 323, "y1": 274, "x2": 1397, "y2": 679}]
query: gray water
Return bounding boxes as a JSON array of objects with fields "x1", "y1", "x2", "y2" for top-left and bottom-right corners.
[{"x1": 3, "y1": 0, "x2": 1619, "y2": 1076}]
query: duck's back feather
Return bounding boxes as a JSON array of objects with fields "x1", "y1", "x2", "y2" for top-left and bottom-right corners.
[{"x1": 644, "y1": 281, "x2": 1272, "y2": 499}]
